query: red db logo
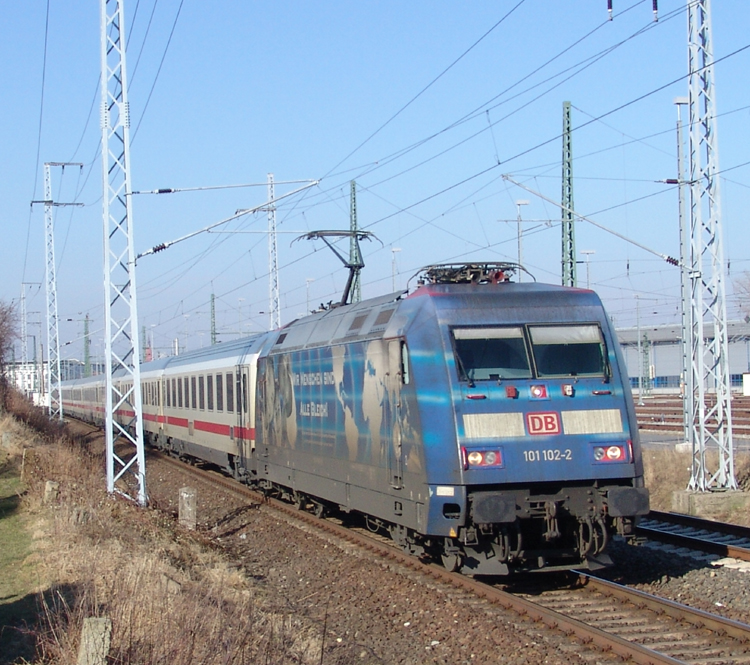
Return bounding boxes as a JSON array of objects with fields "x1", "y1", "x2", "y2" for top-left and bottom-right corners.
[{"x1": 526, "y1": 412, "x2": 560, "y2": 435}]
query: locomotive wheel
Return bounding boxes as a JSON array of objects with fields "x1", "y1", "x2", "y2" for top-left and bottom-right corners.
[{"x1": 441, "y1": 538, "x2": 462, "y2": 572}]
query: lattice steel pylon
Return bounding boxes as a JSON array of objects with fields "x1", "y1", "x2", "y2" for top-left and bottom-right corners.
[
  {"x1": 686, "y1": 0, "x2": 736, "y2": 491},
  {"x1": 39, "y1": 162, "x2": 83, "y2": 420},
  {"x1": 267, "y1": 173, "x2": 281, "y2": 330},
  {"x1": 561, "y1": 101, "x2": 577, "y2": 287},
  {"x1": 20, "y1": 285, "x2": 28, "y2": 365},
  {"x1": 100, "y1": 0, "x2": 147, "y2": 505},
  {"x1": 43, "y1": 164, "x2": 63, "y2": 421}
]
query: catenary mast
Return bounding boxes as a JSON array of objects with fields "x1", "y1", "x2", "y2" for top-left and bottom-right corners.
[
  {"x1": 686, "y1": 0, "x2": 736, "y2": 491},
  {"x1": 100, "y1": 0, "x2": 147, "y2": 505},
  {"x1": 561, "y1": 101, "x2": 576, "y2": 287}
]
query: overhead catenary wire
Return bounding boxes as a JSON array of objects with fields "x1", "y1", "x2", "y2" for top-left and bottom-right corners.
[
  {"x1": 502, "y1": 174, "x2": 679, "y2": 266},
  {"x1": 22, "y1": 0, "x2": 52, "y2": 284}
]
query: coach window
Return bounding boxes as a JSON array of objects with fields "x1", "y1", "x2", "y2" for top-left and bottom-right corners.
[
  {"x1": 199, "y1": 376, "x2": 205, "y2": 410},
  {"x1": 178, "y1": 377, "x2": 183, "y2": 408},
  {"x1": 242, "y1": 374, "x2": 248, "y2": 413},
  {"x1": 166, "y1": 379, "x2": 171, "y2": 407},
  {"x1": 236, "y1": 372, "x2": 242, "y2": 413},
  {"x1": 207, "y1": 375, "x2": 214, "y2": 411},
  {"x1": 216, "y1": 374, "x2": 223, "y2": 412},
  {"x1": 191, "y1": 376, "x2": 197, "y2": 409},
  {"x1": 226, "y1": 373, "x2": 234, "y2": 413}
]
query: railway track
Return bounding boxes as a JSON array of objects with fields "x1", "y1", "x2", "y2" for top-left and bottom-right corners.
[
  {"x1": 517, "y1": 573, "x2": 750, "y2": 665},
  {"x1": 637, "y1": 510, "x2": 750, "y2": 563},
  {"x1": 636, "y1": 395, "x2": 750, "y2": 437},
  {"x1": 155, "y1": 451, "x2": 750, "y2": 665}
]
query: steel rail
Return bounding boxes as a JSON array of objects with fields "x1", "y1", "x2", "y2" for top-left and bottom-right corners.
[
  {"x1": 581, "y1": 573, "x2": 750, "y2": 643},
  {"x1": 637, "y1": 510, "x2": 750, "y2": 562}
]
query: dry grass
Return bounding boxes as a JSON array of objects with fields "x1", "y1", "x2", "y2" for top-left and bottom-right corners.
[
  {"x1": 642, "y1": 445, "x2": 750, "y2": 527},
  {"x1": 1, "y1": 402, "x2": 324, "y2": 664},
  {"x1": 20, "y1": 443, "x2": 324, "y2": 664}
]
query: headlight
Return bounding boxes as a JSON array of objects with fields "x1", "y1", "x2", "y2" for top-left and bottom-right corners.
[
  {"x1": 592, "y1": 444, "x2": 627, "y2": 463},
  {"x1": 461, "y1": 447, "x2": 504, "y2": 470}
]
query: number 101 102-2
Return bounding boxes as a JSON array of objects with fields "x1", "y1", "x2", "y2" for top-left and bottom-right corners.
[{"x1": 523, "y1": 449, "x2": 573, "y2": 462}]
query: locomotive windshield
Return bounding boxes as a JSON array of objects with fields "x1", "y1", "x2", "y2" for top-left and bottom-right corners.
[
  {"x1": 453, "y1": 327, "x2": 532, "y2": 381},
  {"x1": 528, "y1": 324, "x2": 606, "y2": 378},
  {"x1": 452, "y1": 324, "x2": 607, "y2": 381}
]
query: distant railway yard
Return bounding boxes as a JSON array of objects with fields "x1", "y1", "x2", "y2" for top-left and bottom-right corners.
[{"x1": 636, "y1": 394, "x2": 750, "y2": 441}]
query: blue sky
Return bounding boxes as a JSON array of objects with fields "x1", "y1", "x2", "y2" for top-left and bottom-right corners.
[{"x1": 2, "y1": 1, "x2": 750, "y2": 362}]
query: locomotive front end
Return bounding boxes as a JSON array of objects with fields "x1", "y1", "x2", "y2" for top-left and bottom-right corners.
[{"x1": 406, "y1": 266, "x2": 649, "y2": 575}]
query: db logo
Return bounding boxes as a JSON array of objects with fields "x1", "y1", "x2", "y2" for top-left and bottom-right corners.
[{"x1": 526, "y1": 412, "x2": 561, "y2": 435}]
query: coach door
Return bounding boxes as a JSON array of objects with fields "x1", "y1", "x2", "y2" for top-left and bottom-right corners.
[
  {"x1": 386, "y1": 340, "x2": 405, "y2": 489},
  {"x1": 235, "y1": 365, "x2": 252, "y2": 473}
]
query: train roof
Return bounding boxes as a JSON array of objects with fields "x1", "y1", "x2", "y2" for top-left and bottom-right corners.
[
  {"x1": 267, "y1": 281, "x2": 608, "y2": 354},
  {"x1": 154, "y1": 333, "x2": 266, "y2": 371},
  {"x1": 405, "y1": 281, "x2": 603, "y2": 307}
]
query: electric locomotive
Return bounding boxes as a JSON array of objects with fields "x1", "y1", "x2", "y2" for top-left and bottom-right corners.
[
  {"x1": 255, "y1": 263, "x2": 648, "y2": 574},
  {"x1": 63, "y1": 262, "x2": 648, "y2": 575}
]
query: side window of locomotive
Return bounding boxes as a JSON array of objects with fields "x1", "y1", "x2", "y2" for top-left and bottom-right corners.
[
  {"x1": 529, "y1": 325, "x2": 607, "y2": 378},
  {"x1": 400, "y1": 341, "x2": 410, "y2": 385},
  {"x1": 452, "y1": 327, "x2": 531, "y2": 381},
  {"x1": 226, "y1": 373, "x2": 234, "y2": 413}
]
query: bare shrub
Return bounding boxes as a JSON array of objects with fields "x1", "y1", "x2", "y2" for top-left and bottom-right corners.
[
  {"x1": 6, "y1": 389, "x2": 64, "y2": 441},
  {"x1": 0, "y1": 299, "x2": 18, "y2": 411},
  {"x1": 736, "y1": 454, "x2": 750, "y2": 492}
]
